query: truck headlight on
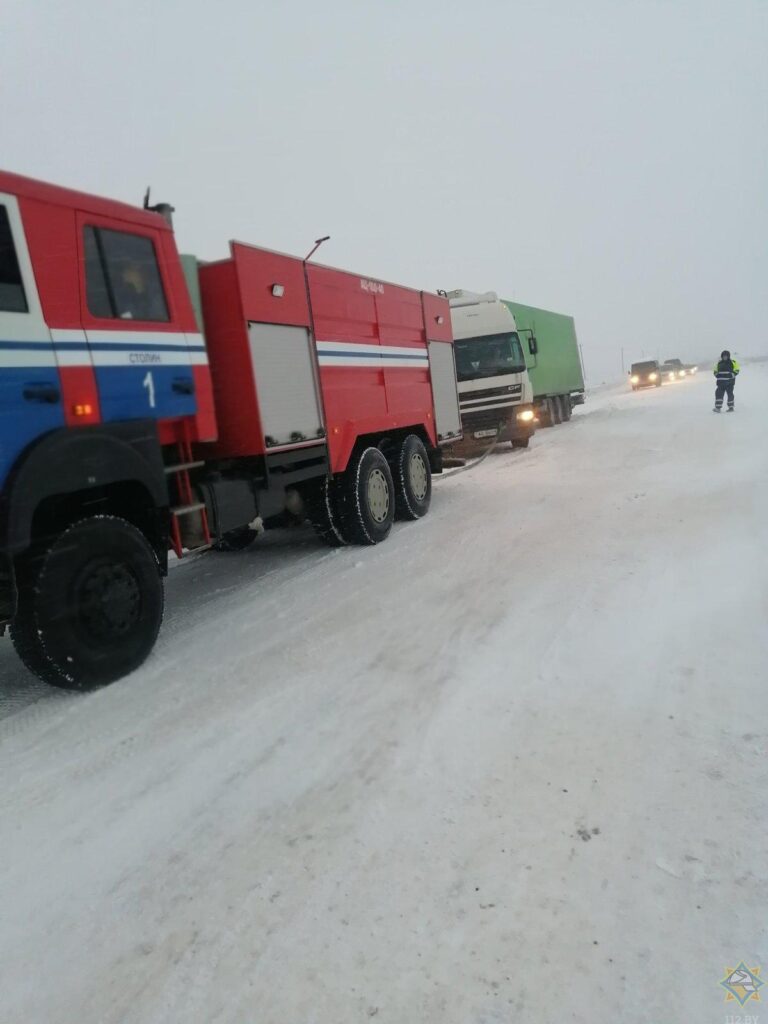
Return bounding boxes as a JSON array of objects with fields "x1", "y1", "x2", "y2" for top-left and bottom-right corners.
[
  {"x1": 678, "y1": 369, "x2": 686, "y2": 377},
  {"x1": 517, "y1": 409, "x2": 535, "y2": 422},
  {"x1": 649, "y1": 373, "x2": 658, "y2": 381},
  {"x1": 630, "y1": 375, "x2": 639, "y2": 384}
]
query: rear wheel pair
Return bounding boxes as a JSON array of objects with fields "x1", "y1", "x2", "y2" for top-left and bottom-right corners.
[
  {"x1": 541, "y1": 395, "x2": 572, "y2": 425},
  {"x1": 308, "y1": 434, "x2": 431, "y2": 547},
  {"x1": 539, "y1": 397, "x2": 559, "y2": 426}
]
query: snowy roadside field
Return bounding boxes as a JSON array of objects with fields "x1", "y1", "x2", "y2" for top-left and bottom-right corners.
[{"x1": 1, "y1": 367, "x2": 766, "y2": 1023}]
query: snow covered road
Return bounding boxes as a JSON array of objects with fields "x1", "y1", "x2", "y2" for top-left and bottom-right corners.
[{"x1": 1, "y1": 367, "x2": 766, "y2": 1024}]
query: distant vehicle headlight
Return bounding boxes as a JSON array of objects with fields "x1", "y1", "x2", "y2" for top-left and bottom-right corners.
[
  {"x1": 691, "y1": 366, "x2": 698, "y2": 373},
  {"x1": 517, "y1": 409, "x2": 535, "y2": 422},
  {"x1": 678, "y1": 369, "x2": 686, "y2": 377},
  {"x1": 630, "y1": 375, "x2": 639, "y2": 383},
  {"x1": 668, "y1": 371, "x2": 676, "y2": 379},
  {"x1": 649, "y1": 373, "x2": 658, "y2": 381}
]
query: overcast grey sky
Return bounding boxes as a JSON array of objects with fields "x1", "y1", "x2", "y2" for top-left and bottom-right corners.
[{"x1": 3, "y1": 0, "x2": 767, "y2": 380}]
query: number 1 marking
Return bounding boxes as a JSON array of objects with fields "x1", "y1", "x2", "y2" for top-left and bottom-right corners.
[{"x1": 143, "y1": 371, "x2": 156, "y2": 409}]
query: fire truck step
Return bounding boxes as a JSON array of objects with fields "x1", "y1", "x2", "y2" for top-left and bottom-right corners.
[
  {"x1": 164, "y1": 461, "x2": 205, "y2": 474},
  {"x1": 171, "y1": 502, "x2": 207, "y2": 516}
]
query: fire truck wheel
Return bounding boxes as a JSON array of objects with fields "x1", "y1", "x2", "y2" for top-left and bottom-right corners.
[
  {"x1": 11, "y1": 517, "x2": 164, "y2": 690},
  {"x1": 306, "y1": 478, "x2": 347, "y2": 547},
  {"x1": 214, "y1": 526, "x2": 256, "y2": 552},
  {"x1": 337, "y1": 447, "x2": 395, "y2": 544},
  {"x1": 394, "y1": 434, "x2": 432, "y2": 520}
]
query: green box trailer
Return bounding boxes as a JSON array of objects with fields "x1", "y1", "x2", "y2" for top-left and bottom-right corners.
[{"x1": 502, "y1": 300, "x2": 585, "y2": 426}]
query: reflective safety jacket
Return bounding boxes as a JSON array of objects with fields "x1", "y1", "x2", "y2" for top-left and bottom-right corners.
[{"x1": 714, "y1": 357, "x2": 740, "y2": 383}]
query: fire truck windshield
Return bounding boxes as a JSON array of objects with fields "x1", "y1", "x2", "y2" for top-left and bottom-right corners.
[{"x1": 454, "y1": 332, "x2": 526, "y2": 381}]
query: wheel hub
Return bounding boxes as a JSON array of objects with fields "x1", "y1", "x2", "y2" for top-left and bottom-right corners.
[
  {"x1": 408, "y1": 453, "x2": 428, "y2": 501},
  {"x1": 78, "y1": 562, "x2": 141, "y2": 641},
  {"x1": 367, "y1": 468, "x2": 391, "y2": 523}
]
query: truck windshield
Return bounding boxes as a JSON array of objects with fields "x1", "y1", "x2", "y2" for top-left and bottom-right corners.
[{"x1": 454, "y1": 333, "x2": 526, "y2": 381}]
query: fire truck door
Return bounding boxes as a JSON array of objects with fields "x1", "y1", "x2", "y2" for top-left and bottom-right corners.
[
  {"x1": 0, "y1": 193, "x2": 63, "y2": 487},
  {"x1": 428, "y1": 341, "x2": 462, "y2": 443},
  {"x1": 248, "y1": 322, "x2": 324, "y2": 448}
]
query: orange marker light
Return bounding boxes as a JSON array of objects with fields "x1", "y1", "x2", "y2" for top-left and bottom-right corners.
[{"x1": 74, "y1": 403, "x2": 93, "y2": 417}]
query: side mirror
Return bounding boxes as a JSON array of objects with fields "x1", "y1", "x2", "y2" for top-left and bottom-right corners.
[{"x1": 528, "y1": 336, "x2": 538, "y2": 356}]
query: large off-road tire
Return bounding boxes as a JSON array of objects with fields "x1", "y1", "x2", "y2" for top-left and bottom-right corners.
[
  {"x1": 11, "y1": 516, "x2": 164, "y2": 690},
  {"x1": 306, "y1": 477, "x2": 347, "y2": 547},
  {"x1": 511, "y1": 436, "x2": 530, "y2": 449},
  {"x1": 335, "y1": 447, "x2": 395, "y2": 545},
  {"x1": 214, "y1": 526, "x2": 256, "y2": 552},
  {"x1": 393, "y1": 434, "x2": 431, "y2": 521}
]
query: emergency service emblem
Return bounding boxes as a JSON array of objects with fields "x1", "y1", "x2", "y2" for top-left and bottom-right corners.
[{"x1": 720, "y1": 962, "x2": 764, "y2": 1006}]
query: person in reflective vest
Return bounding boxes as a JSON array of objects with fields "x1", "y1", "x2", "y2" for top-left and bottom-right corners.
[{"x1": 713, "y1": 350, "x2": 740, "y2": 412}]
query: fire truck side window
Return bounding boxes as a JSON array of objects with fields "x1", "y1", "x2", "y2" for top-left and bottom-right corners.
[
  {"x1": 0, "y1": 205, "x2": 29, "y2": 313},
  {"x1": 83, "y1": 226, "x2": 170, "y2": 322}
]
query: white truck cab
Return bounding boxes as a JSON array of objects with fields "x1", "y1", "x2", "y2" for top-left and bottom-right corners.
[{"x1": 446, "y1": 290, "x2": 536, "y2": 448}]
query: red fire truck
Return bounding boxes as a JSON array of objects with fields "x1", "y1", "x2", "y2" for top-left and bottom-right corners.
[{"x1": 0, "y1": 170, "x2": 461, "y2": 690}]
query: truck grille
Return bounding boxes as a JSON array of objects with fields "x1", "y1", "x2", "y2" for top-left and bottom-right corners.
[
  {"x1": 461, "y1": 407, "x2": 514, "y2": 431},
  {"x1": 460, "y1": 383, "x2": 522, "y2": 411}
]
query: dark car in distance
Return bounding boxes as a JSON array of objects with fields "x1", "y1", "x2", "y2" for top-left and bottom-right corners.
[{"x1": 629, "y1": 360, "x2": 662, "y2": 390}]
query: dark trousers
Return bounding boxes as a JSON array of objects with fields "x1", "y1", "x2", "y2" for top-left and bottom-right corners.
[{"x1": 715, "y1": 381, "x2": 735, "y2": 409}]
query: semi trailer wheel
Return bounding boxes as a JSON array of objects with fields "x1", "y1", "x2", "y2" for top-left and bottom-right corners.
[
  {"x1": 11, "y1": 516, "x2": 164, "y2": 690},
  {"x1": 560, "y1": 395, "x2": 572, "y2": 421},
  {"x1": 336, "y1": 447, "x2": 395, "y2": 544},
  {"x1": 393, "y1": 434, "x2": 431, "y2": 520}
]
